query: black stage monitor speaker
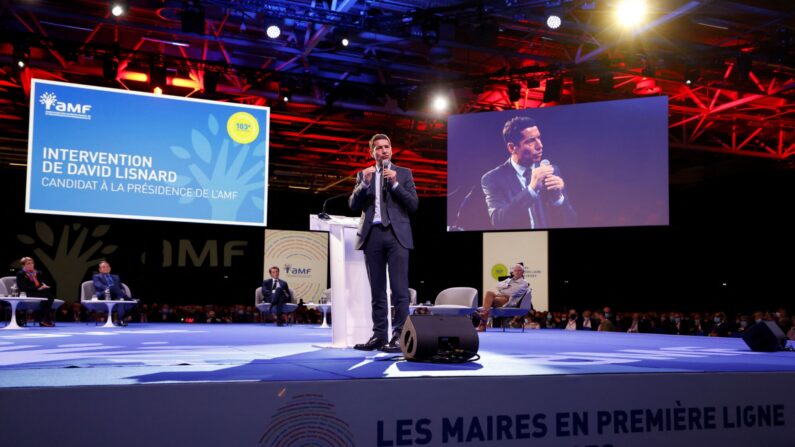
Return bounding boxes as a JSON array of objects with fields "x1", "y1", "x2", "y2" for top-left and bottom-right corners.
[
  {"x1": 742, "y1": 321, "x2": 787, "y2": 352},
  {"x1": 400, "y1": 315, "x2": 479, "y2": 362}
]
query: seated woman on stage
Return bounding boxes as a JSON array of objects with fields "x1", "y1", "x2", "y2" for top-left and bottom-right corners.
[
  {"x1": 478, "y1": 263, "x2": 529, "y2": 331},
  {"x1": 16, "y1": 257, "x2": 55, "y2": 327}
]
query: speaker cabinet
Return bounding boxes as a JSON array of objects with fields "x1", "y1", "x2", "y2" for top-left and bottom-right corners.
[
  {"x1": 742, "y1": 320, "x2": 787, "y2": 352},
  {"x1": 400, "y1": 315, "x2": 479, "y2": 362}
]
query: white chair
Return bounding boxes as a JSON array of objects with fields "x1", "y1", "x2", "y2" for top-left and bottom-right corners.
[
  {"x1": 254, "y1": 287, "x2": 298, "y2": 323},
  {"x1": 1, "y1": 276, "x2": 64, "y2": 326},
  {"x1": 80, "y1": 280, "x2": 135, "y2": 326},
  {"x1": 428, "y1": 287, "x2": 478, "y2": 316}
]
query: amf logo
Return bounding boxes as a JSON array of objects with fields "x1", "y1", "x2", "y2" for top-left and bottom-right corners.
[{"x1": 39, "y1": 92, "x2": 93, "y2": 120}]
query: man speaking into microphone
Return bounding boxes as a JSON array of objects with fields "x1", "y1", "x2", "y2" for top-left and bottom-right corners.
[
  {"x1": 481, "y1": 116, "x2": 576, "y2": 230},
  {"x1": 349, "y1": 133, "x2": 419, "y2": 352}
]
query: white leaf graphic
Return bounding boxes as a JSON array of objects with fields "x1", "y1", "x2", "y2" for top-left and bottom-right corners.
[
  {"x1": 191, "y1": 129, "x2": 213, "y2": 164},
  {"x1": 208, "y1": 114, "x2": 219, "y2": 136},
  {"x1": 170, "y1": 146, "x2": 191, "y2": 160}
]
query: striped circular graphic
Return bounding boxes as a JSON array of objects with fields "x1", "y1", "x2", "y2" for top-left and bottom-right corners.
[{"x1": 259, "y1": 393, "x2": 355, "y2": 446}]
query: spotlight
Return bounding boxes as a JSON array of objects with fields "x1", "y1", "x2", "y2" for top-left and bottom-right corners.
[
  {"x1": 684, "y1": 66, "x2": 700, "y2": 85},
  {"x1": 615, "y1": 0, "x2": 646, "y2": 27},
  {"x1": 431, "y1": 94, "x2": 449, "y2": 112},
  {"x1": 546, "y1": 14, "x2": 562, "y2": 30},
  {"x1": 508, "y1": 83, "x2": 521, "y2": 102},
  {"x1": 279, "y1": 86, "x2": 291, "y2": 103},
  {"x1": 111, "y1": 1, "x2": 127, "y2": 17},
  {"x1": 340, "y1": 37, "x2": 350, "y2": 47},
  {"x1": 13, "y1": 44, "x2": 30, "y2": 69},
  {"x1": 153, "y1": 86, "x2": 163, "y2": 95},
  {"x1": 266, "y1": 25, "x2": 281, "y2": 39}
]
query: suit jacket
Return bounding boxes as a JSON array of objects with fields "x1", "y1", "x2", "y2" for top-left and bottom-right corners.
[
  {"x1": 261, "y1": 278, "x2": 290, "y2": 305},
  {"x1": 92, "y1": 273, "x2": 126, "y2": 298},
  {"x1": 16, "y1": 269, "x2": 53, "y2": 298},
  {"x1": 349, "y1": 163, "x2": 419, "y2": 250},
  {"x1": 481, "y1": 159, "x2": 576, "y2": 230}
]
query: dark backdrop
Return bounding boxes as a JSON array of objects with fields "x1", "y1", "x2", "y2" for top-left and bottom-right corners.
[{"x1": 2, "y1": 149, "x2": 793, "y2": 315}]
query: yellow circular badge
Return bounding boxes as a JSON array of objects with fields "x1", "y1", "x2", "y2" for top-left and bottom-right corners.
[
  {"x1": 491, "y1": 264, "x2": 508, "y2": 280},
  {"x1": 226, "y1": 112, "x2": 259, "y2": 144}
]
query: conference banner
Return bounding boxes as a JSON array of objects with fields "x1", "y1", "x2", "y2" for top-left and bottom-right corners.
[
  {"x1": 26, "y1": 79, "x2": 269, "y2": 226},
  {"x1": 483, "y1": 231, "x2": 549, "y2": 312},
  {"x1": 264, "y1": 229, "x2": 329, "y2": 303}
]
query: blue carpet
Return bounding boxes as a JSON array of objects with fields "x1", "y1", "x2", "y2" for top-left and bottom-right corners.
[{"x1": 1, "y1": 323, "x2": 793, "y2": 388}]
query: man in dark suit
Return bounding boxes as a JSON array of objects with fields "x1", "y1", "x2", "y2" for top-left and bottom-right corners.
[
  {"x1": 349, "y1": 133, "x2": 419, "y2": 352},
  {"x1": 92, "y1": 260, "x2": 132, "y2": 326},
  {"x1": 261, "y1": 266, "x2": 291, "y2": 326},
  {"x1": 16, "y1": 256, "x2": 55, "y2": 327},
  {"x1": 481, "y1": 116, "x2": 576, "y2": 230}
]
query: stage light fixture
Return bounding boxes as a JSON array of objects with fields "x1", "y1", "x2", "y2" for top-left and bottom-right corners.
[
  {"x1": 279, "y1": 86, "x2": 292, "y2": 103},
  {"x1": 149, "y1": 59, "x2": 167, "y2": 93},
  {"x1": 341, "y1": 37, "x2": 350, "y2": 47},
  {"x1": 684, "y1": 66, "x2": 700, "y2": 85},
  {"x1": 111, "y1": 1, "x2": 127, "y2": 17},
  {"x1": 615, "y1": 0, "x2": 646, "y2": 27},
  {"x1": 266, "y1": 25, "x2": 281, "y2": 39},
  {"x1": 13, "y1": 44, "x2": 30, "y2": 69},
  {"x1": 431, "y1": 93, "x2": 449, "y2": 113},
  {"x1": 546, "y1": 14, "x2": 562, "y2": 29},
  {"x1": 543, "y1": 78, "x2": 562, "y2": 103},
  {"x1": 153, "y1": 86, "x2": 163, "y2": 95},
  {"x1": 507, "y1": 83, "x2": 521, "y2": 102}
]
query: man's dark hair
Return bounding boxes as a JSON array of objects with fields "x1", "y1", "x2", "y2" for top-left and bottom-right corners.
[
  {"x1": 502, "y1": 116, "x2": 538, "y2": 145},
  {"x1": 269, "y1": 266, "x2": 279, "y2": 274}
]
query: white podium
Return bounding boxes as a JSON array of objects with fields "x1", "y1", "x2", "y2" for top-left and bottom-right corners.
[{"x1": 310, "y1": 214, "x2": 391, "y2": 348}]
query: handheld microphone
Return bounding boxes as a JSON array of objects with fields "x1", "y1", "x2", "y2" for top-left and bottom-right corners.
[
  {"x1": 380, "y1": 159, "x2": 390, "y2": 193},
  {"x1": 540, "y1": 159, "x2": 550, "y2": 168},
  {"x1": 318, "y1": 192, "x2": 350, "y2": 220}
]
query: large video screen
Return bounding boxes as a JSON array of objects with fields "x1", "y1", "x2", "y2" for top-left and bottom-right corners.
[
  {"x1": 26, "y1": 79, "x2": 269, "y2": 226},
  {"x1": 447, "y1": 96, "x2": 668, "y2": 231}
]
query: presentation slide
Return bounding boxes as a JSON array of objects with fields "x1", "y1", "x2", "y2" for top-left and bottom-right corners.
[
  {"x1": 26, "y1": 79, "x2": 269, "y2": 226},
  {"x1": 448, "y1": 96, "x2": 668, "y2": 231}
]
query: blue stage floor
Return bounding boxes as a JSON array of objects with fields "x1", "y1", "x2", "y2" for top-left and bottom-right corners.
[{"x1": 2, "y1": 323, "x2": 794, "y2": 388}]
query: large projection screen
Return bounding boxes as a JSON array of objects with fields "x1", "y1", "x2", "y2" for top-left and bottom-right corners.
[
  {"x1": 448, "y1": 96, "x2": 668, "y2": 231},
  {"x1": 26, "y1": 79, "x2": 269, "y2": 226}
]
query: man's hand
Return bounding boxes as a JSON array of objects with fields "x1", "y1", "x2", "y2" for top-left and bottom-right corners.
[
  {"x1": 528, "y1": 165, "x2": 554, "y2": 191},
  {"x1": 362, "y1": 166, "x2": 376, "y2": 185},
  {"x1": 543, "y1": 174, "x2": 565, "y2": 198},
  {"x1": 38, "y1": 284, "x2": 50, "y2": 290},
  {"x1": 383, "y1": 167, "x2": 397, "y2": 185}
]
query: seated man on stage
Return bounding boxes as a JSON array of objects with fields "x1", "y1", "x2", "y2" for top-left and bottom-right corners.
[
  {"x1": 92, "y1": 260, "x2": 133, "y2": 326},
  {"x1": 16, "y1": 256, "x2": 55, "y2": 327},
  {"x1": 478, "y1": 263, "x2": 529, "y2": 331},
  {"x1": 261, "y1": 266, "x2": 291, "y2": 326}
]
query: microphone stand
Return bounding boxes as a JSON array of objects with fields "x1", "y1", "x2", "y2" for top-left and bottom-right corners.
[{"x1": 318, "y1": 192, "x2": 350, "y2": 220}]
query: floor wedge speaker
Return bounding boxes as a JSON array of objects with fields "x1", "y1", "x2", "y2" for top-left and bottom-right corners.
[
  {"x1": 742, "y1": 320, "x2": 787, "y2": 352},
  {"x1": 400, "y1": 315, "x2": 479, "y2": 362}
]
